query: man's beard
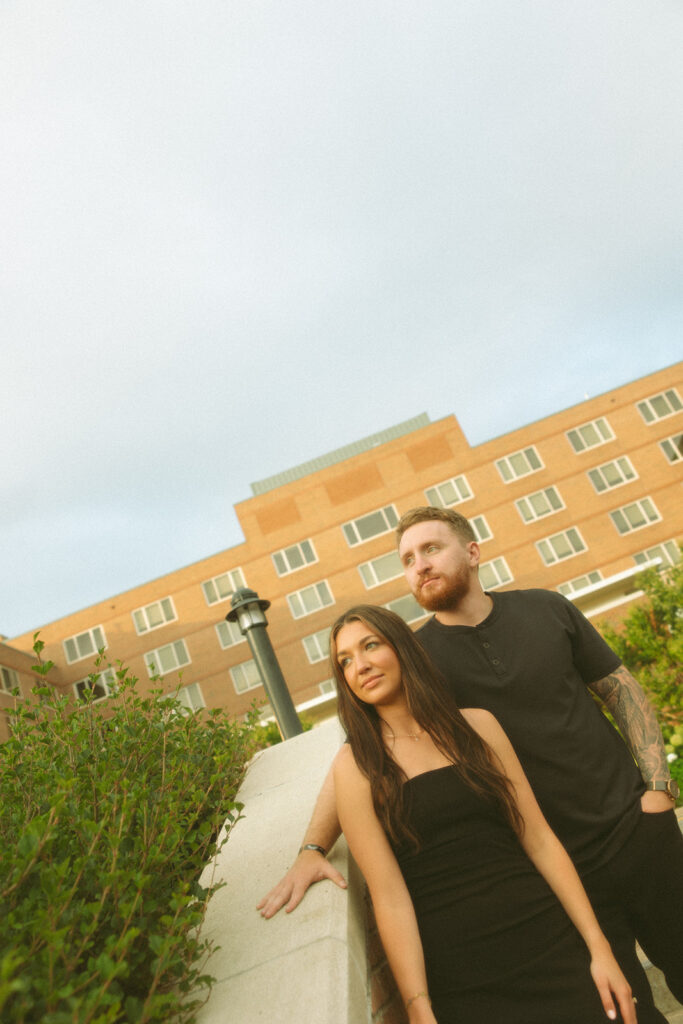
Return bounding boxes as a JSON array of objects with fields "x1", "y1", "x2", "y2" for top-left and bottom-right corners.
[{"x1": 414, "y1": 570, "x2": 470, "y2": 612}]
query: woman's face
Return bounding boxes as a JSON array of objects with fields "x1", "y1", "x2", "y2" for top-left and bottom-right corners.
[{"x1": 334, "y1": 619, "x2": 403, "y2": 707}]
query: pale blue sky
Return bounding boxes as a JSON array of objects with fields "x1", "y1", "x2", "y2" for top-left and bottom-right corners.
[{"x1": 2, "y1": 1, "x2": 682, "y2": 637}]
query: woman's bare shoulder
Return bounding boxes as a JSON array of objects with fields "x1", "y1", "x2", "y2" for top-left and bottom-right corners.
[
  {"x1": 460, "y1": 706, "x2": 501, "y2": 737},
  {"x1": 333, "y1": 743, "x2": 365, "y2": 782}
]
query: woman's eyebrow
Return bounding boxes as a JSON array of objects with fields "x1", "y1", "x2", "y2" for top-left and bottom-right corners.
[{"x1": 336, "y1": 633, "x2": 377, "y2": 657}]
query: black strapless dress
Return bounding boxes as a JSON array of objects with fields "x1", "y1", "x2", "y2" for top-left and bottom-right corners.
[{"x1": 392, "y1": 766, "x2": 613, "y2": 1024}]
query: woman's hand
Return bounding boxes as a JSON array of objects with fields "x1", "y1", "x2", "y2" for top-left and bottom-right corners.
[
  {"x1": 405, "y1": 993, "x2": 439, "y2": 1024},
  {"x1": 589, "y1": 944, "x2": 637, "y2": 1024}
]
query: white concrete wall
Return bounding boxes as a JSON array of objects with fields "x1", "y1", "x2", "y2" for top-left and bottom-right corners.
[{"x1": 195, "y1": 718, "x2": 368, "y2": 1024}]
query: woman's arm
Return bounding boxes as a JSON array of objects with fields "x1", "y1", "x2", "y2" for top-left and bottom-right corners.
[
  {"x1": 257, "y1": 759, "x2": 347, "y2": 918},
  {"x1": 466, "y1": 708, "x2": 637, "y2": 1024},
  {"x1": 333, "y1": 746, "x2": 438, "y2": 1024}
]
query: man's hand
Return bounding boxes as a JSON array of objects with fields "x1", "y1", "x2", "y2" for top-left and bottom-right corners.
[
  {"x1": 640, "y1": 789, "x2": 675, "y2": 813},
  {"x1": 257, "y1": 849, "x2": 347, "y2": 919}
]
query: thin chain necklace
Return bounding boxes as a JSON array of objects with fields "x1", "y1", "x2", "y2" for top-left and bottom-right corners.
[{"x1": 383, "y1": 726, "x2": 425, "y2": 742}]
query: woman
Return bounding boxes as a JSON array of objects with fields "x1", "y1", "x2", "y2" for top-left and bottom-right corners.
[{"x1": 330, "y1": 605, "x2": 637, "y2": 1024}]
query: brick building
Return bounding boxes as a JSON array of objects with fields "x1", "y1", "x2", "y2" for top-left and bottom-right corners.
[{"x1": 1, "y1": 362, "x2": 681, "y2": 736}]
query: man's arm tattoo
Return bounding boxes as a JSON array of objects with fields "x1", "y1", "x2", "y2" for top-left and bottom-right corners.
[{"x1": 589, "y1": 665, "x2": 669, "y2": 781}]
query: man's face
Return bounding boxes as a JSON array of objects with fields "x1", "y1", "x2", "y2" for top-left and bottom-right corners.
[{"x1": 398, "y1": 520, "x2": 478, "y2": 612}]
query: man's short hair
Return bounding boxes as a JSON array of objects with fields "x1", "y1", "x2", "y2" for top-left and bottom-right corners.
[{"x1": 396, "y1": 506, "x2": 476, "y2": 546}]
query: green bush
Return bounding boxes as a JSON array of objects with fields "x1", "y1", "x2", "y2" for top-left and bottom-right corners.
[
  {"x1": 599, "y1": 558, "x2": 682, "y2": 806},
  {"x1": 599, "y1": 558, "x2": 682, "y2": 734},
  {"x1": 0, "y1": 641, "x2": 263, "y2": 1023}
]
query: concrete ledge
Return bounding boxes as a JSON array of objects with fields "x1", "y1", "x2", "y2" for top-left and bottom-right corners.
[{"x1": 195, "y1": 719, "x2": 368, "y2": 1024}]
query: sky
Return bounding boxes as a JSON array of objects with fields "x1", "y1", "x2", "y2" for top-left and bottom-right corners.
[{"x1": 2, "y1": 0, "x2": 682, "y2": 638}]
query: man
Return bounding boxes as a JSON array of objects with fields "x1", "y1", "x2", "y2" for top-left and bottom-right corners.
[{"x1": 258, "y1": 506, "x2": 682, "y2": 1022}]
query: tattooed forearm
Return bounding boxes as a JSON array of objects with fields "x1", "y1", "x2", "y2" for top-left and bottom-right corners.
[{"x1": 589, "y1": 665, "x2": 670, "y2": 781}]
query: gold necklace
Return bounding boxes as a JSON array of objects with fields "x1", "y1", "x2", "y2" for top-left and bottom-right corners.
[{"x1": 383, "y1": 727, "x2": 425, "y2": 742}]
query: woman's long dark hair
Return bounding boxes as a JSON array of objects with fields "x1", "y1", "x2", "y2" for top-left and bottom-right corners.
[{"x1": 330, "y1": 605, "x2": 523, "y2": 849}]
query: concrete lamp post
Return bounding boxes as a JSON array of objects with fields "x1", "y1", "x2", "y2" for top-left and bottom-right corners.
[{"x1": 226, "y1": 587, "x2": 303, "y2": 740}]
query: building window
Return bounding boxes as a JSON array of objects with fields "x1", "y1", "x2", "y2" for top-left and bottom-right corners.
[
  {"x1": 176, "y1": 683, "x2": 206, "y2": 712},
  {"x1": 303, "y1": 627, "x2": 331, "y2": 664},
  {"x1": 358, "y1": 550, "x2": 403, "y2": 589},
  {"x1": 471, "y1": 515, "x2": 492, "y2": 543},
  {"x1": 566, "y1": 417, "x2": 614, "y2": 454},
  {"x1": 633, "y1": 541, "x2": 680, "y2": 568},
  {"x1": 287, "y1": 580, "x2": 334, "y2": 619},
  {"x1": 201, "y1": 568, "x2": 246, "y2": 606},
  {"x1": 144, "y1": 639, "x2": 191, "y2": 678},
  {"x1": 303, "y1": 626, "x2": 329, "y2": 667},
  {"x1": 660, "y1": 433, "x2": 683, "y2": 464},
  {"x1": 536, "y1": 528, "x2": 587, "y2": 566},
  {"x1": 132, "y1": 597, "x2": 176, "y2": 635},
  {"x1": 515, "y1": 486, "x2": 564, "y2": 523},
  {"x1": 0, "y1": 666, "x2": 20, "y2": 694},
  {"x1": 231, "y1": 659, "x2": 263, "y2": 695},
  {"x1": 557, "y1": 571, "x2": 603, "y2": 597},
  {"x1": 384, "y1": 593, "x2": 429, "y2": 624},
  {"x1": 637, "y1": 389, "x2": 682, "y2": 424},
  {"x1": 319, "y1": 679, "x2": 336, "y2": 696},
  {"x1": 63, "y1": 626, "x2": 107, "y2": 665},
  {"x1": 479, "y1": 557, "x2": 513, "y2": 590},
  {"x1": 495, "y1": 447, "x2": 543, "y2": 483},
  {"x1": 342, "y1": 505, "x2": 399, "y2": 547},
  {"x1": 425, "y1": 475, "x2": 472, "y2": 507},
  {"x1": 215, "y1": 619, "x2": 245, "y2": 649},
  {"x1": 587, "y1": 456, "x2": 637, "y2": 493},
  {"x1": 74, "y1": 667, "x2": 117, "y2": 702},
  {"x1": 272, "y1": 539, "x2": 317, "y2": 576},
  {"x1": 610, "y1": 498, "x2": 661, "y2": 536}
]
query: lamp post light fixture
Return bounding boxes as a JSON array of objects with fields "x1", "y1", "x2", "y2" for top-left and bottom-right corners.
[{"x1": 226, "y1": 587, "x2": 303, "y2": 740}]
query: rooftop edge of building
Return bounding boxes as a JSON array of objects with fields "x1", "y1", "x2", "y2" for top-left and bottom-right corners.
[{"x1": 249, "y1": 414, "x2": 431, "y2": 495}]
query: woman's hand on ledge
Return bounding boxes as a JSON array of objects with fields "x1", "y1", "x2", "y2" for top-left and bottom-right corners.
[{"x1": 257, "y1": 849, "x2": 348, "y2": 919}]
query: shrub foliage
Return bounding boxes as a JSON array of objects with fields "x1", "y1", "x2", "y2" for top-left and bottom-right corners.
[
  {"x1": 0, "y1": 644, "x2": 262, "y2": 1024},
  {"x1": 599, "y1": 559, "x2": 683, "y2": 736}
]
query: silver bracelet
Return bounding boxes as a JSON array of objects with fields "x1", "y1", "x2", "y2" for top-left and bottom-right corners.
[{"x1": 298, "y1": 843, "x2": 327, "y2": 856}]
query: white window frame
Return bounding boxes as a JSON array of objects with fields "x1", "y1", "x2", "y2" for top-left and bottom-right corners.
[
  {"x1": 287, "y1": 580, "x2": 334, "y2": 619},
  {"x1": 215, "y1": 619, "x2": 245, "y2": 650},
  {"x1": 201, "y1": 568, "x2": 246, "y2": 606},
  {"x1": 384, "y1": 594, "x2": 429, "y2": 625},
  {"x1": 0, "y1": 666, "x2": 20, "y2": 694},
  {"x1": 342, "y1": 505, "x2": 399, "y2": 547},
  {"x1": 424, "y1": 475, "x2": 472, "y2": 507},
  {"x1": 557, "y1": 571, "x2": 603, "y2": 597},
  {"x1": 610, "y1": 498, "x2": 661, "y2": 536},
  {"x1": 633, "y1": 541, "x2": 680, "y2": 569},
  {"x1": 318, "y1": 679, "x2": 336, "y2": 696},
  {"x1": 536, "y1": 528, "x2": 587, "y2": 566},
  {"x1": 660, "y1": 433, "x2": 683, "y2": 464},
  {"x1": 63, "y1": 626, "x2": 107, "y2": 665},
  {"x1": 272, "y1": 539, "x2": 318, "y2": 577},
  {"x1": 358, "y1": 550, "x2": 403, "y2": 589},
  {"x1": 176, "y1": 682, "x2": 206, "y2": 713},
  {"x1": 566, "y1": 417, "x2": 614, "y2": 454},
  {"x1": 73, "y1": 667, "x2": 117, "y2": 703},
  {"x1": 495, "y1": 446, "x2": 543, "y2": 483},
  {"x1": 132, "y1": 596, "x2": 177, "y2": 635},
  {"x1": 637, "y1": 388, "x2": 682, "y2": 424},
  {"x1": 144, "y1": 639, "x2": 191, "y2": 678},
  {"x1": 587, "y1": 456, "x2": 637, "y2": 494},
  {"x1": 478, "y1": 557, "x2": 513, "y2": 590},
  {"x1": 470, "y1": 515, "x2": 492, "y2": 543},
  {"x1": 515, "y1": 486, "x2": 564, "y2": 523},
  {"x1": 231, "y1": 659, "x2": 263, "y2": 695},
  {"x1": 303, "y1": 627, "x2": 331, "y2": 664}
]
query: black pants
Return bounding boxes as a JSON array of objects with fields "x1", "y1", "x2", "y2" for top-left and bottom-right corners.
[{"x1": 583, "y1": 808, "x2": 683, "y2": 1024}]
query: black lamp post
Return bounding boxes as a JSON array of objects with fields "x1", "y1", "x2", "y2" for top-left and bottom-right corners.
[{"x1": 226, "y1": 587, "x2": 303, "y2": 740}]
